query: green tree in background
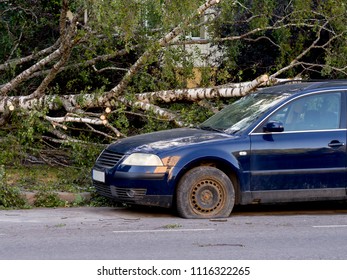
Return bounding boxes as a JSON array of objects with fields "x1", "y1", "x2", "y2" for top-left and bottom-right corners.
[{"x1": 210, "y1": 0, "x2": 347, "y2": 81}]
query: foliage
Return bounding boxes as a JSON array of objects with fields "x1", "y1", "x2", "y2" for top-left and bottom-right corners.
[
  {"x1": 88, "y1": 191, "x2": 118, "y2": 207},
  {"x1": 212, "y1": 0, "x2": 347, "y2": 81},
  {"x1": 2, "y1": 0, "x2": 347, "y2": 98},
  {"x1": 0, "y1": 165, "x2": 27, "y2": 208},
  {"x1": 0, "y1": 134, "x2": 21, "y2": 166},
  {"x1": 33, "y1": 190, "x2": 64, "y2": 207},
  {"x1": 169, "y1": 102, "x2": 214, "y2": 125},
  {"x1": 0, "y1": 0, "x2": 61, "y2": 90},
  {"x1": 66, "y1": 141, "x2": 104, "y2": 168}
]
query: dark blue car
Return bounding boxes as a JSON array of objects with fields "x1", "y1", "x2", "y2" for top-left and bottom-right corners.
[{"x1": 92, "y1": 81, "x2": 347, "y2": 218}]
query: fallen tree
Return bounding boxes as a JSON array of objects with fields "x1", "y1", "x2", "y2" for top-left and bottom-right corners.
[{"x1": 1, "y1": 0, "x2": 347, "y2": 146}]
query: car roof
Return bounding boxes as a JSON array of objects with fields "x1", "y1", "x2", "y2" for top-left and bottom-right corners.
[{"x1": 258, "y1": 80, "x2": 347, "y2": 95}]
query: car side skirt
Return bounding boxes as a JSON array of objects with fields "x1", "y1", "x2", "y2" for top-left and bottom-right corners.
[{"x1": 240, "y1": 188, "x2": 347, "y2": 205}]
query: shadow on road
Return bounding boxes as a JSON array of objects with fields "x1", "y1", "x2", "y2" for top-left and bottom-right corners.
[
  {"x1": 232, "y1": 200, "x2": 347, "y2": 216},
  {"x1": 111, "y1": 200, "x2": 347, "y2": 218}
]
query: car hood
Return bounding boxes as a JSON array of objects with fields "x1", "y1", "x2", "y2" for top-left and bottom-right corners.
[{"x1": 106, "y1": 128, "x2": 235, "y2": 154}]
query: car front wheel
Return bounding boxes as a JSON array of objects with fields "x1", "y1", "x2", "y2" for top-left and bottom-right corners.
[{"x1": 176, "y1": 166, "x2": 235, "y2": 219}]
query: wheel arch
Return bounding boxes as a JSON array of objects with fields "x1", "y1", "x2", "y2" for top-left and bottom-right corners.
[{"x1": 172, "y1": 156, "x2": 241, "y2": 206}]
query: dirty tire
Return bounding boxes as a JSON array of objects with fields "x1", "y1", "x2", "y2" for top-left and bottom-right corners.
[{"x1": 176, "y1": 166, "x2": 235, "y2": 219}]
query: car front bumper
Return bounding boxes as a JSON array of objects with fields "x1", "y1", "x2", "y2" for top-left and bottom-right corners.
[{"x1": 92, "y1": 167, "x2": 174, "y2": 208}]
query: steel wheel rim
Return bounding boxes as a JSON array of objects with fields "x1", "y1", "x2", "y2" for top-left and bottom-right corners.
[{"x1": 189, "y1": 178, "x2": 225, "y2": 215}]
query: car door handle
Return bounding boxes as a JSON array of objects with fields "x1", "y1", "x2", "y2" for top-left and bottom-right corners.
[{"x1": 328, "y1": 140, "x2": 345, "y2": 147}]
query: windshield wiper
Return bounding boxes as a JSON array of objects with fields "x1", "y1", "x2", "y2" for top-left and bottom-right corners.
[
  {"x1": 227, "y1": 129, "x2": 240, "y2": 134},
  {"x1": 198, "y1": 125, "x2": 225, "y2": 133}
]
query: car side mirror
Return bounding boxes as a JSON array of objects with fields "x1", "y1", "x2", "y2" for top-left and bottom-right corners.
[{"x1": 263, "y1": 121, "x2": 284, "y2": 133}]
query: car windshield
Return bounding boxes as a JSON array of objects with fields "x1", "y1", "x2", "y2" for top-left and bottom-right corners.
[{"x1": 200, "y1": 92, "x2": 289, "y2": 134}]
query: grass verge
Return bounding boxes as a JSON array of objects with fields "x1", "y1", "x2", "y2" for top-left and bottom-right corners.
[{"x1": 1, "y1": 164, "x2": 114, "y2": 209}]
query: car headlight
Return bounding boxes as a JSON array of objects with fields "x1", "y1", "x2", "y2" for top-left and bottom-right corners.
[{"x1": 122, "y1": 153, "x2": 164, "y2": 166}]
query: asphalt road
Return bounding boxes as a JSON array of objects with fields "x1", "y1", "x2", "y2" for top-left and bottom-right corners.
[{"x1": 0, "y1": 203, "x2": 347, "y2": 260}]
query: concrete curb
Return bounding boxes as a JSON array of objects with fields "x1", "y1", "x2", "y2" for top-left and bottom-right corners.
[{"x1": 22, "y1": 191, "x2": 91, "y2": 206}]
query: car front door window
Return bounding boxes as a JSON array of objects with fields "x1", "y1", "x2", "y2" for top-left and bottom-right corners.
[{"x1": 269, "y1": 92, "x2": 341, "y2": 131}]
